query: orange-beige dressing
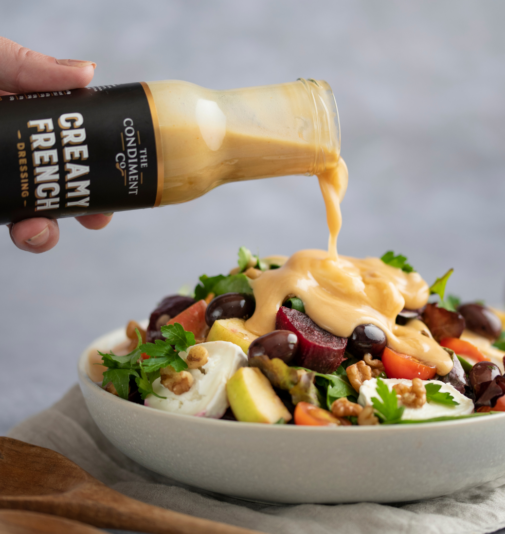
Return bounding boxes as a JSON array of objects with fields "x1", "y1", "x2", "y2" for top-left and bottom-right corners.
[{"x1": 246, "y1": 158, "x2": 453, "y2": 376}]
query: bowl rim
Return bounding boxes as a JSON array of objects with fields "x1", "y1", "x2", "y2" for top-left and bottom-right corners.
[{"x1": 78, "y1": 325, "x2": 505, "y2": 434}]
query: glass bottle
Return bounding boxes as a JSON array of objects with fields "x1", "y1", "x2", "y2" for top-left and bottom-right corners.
[{"x1": 0, "y1": 78, "x2": 340, "y2": 224}]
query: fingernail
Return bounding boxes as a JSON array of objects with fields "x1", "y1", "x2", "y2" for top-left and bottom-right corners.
[
  {"x1": 102, "y1": 212, "x2": 114, "y2": 217},
  {"x1": 25, "y1": 225, "x2": 50, "y2": 247},
  {"x1": 56, "y1": 59, "x2": 96, "y2": 69}
]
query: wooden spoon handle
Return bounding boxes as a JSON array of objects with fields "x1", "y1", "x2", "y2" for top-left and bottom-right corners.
[
  {"x1": 5, "y1": 483, "x2": 264, "y2": 534},
  {"x1": 0, "y1": 510, "x2": 105, "y2": 534}
]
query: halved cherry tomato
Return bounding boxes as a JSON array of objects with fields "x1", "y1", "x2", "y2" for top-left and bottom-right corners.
[
  {"x1": 294, "y1": 402, "x2": 340, "y2": 426},
  {"x1": 439, "y1": 337, "x2": 489, "y2": 362},
  {"x1": 493, "y1": 396, "x2": 505, "y2": 412},
  {"x1": 381, "y1": 347, "x2": 437, "y2": 380}
]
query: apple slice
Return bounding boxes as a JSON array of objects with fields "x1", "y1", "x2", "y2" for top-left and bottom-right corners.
[
  {"x1": 167, "y1": 299, "x2": 209, "y2": 340},
  {"x1": 276, "y1": 306, "x2": 347, "y2": 373},
  {"x1": 206, "y1": 318, "x2": 258, "y2": 353},
  {"x1": 226, "y1": 367, "x2": 292, "y2": 424}
]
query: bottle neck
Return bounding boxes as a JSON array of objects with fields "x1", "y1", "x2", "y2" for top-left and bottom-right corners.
[{"x1": 297, "y1": 78, "x2": 341, "y2": 177}]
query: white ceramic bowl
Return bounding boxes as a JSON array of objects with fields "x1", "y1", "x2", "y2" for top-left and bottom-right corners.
[{"x1": 78, "y1": 326, "x2": 505, "y2": 504}]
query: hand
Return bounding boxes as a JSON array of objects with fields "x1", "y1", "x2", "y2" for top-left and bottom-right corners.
[{"x1": 1, "y1": 37, "x2": 113, "y2": 253}]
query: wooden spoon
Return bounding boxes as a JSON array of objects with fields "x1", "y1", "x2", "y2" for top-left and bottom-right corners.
[
  {"x1": 0, "y1": 438, "x2": 263, "y2": 534},
  {"x1": 0, "y1": 510, "x2": 105, "y2": 534}
]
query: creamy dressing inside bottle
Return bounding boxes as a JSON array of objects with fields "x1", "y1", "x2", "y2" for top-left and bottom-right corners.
[{"x1": 146, "y1": 79, "x2": 340, "y2": 205}]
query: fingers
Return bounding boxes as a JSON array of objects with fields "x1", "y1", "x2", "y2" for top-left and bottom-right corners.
[
  {"x1": 0, "y1": 36, "x2": 95, "y2": 94},
  {"x1": 8, "y1": 214, "x2": 114, "y2": 253},
  {"x1": 9, "y1": 218, "x2": 59, "y2": 254},
  {"x1": 75, "y1": 213, "x2": 114, "y2": 230}
]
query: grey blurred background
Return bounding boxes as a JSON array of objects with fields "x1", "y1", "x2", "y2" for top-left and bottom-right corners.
[{"x1": 1, "y1": 0, "x2": 505, "y2": 435}]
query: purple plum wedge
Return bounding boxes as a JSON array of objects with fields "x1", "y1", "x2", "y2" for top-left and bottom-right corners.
[{"x1": 275, "y1": 306, "x2": 347, "y2": 373}]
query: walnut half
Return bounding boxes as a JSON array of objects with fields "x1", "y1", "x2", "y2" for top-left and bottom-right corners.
[
  {"x1": 160, "y1": 367, "x2": 194, "y2": 395},
  {"x1": 186, "y1": 345, "x2": 209, "y2": 369},
  {"x1": 331, "y1": 397, "x2": 363, "y2": 418},
  {"x1": 357, "y1": 405, "x2": 379, "y2": 426},
  {"x1": 393, "y1": 378, "x2": 426, "y2": 409},
  {"x1": 346, "y1": 360, "x2": 372, "y2": 392},
  {"x1": 363, "y1": 354, "x2": 385, "y2": 378}
]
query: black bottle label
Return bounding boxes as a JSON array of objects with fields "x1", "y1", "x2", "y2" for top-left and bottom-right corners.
[{"x1": 0, "y1": 82, "x2": 162, "y2": 225}]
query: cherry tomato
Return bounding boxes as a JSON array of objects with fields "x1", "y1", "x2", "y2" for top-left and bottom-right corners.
[
  {"x1": 439, "y1": 337, "x2": 489, "y2": 362},
  {"x1": 382, "y1": 347, "x2": 437, "y2": 380},
  {"x1": 493, "y1": 396, "x2": 505, "y2": 412},
  {"x1": 294, "y1": 402, "x2": 340, "y2": 426}
]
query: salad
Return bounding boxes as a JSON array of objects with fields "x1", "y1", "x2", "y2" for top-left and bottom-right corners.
[{"x1": 92, "y1": 246, "x2": 505, "y2": 427}]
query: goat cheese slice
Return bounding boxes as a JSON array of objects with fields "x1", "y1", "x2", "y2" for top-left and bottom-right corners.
[
  {"x1": 358, "y1": 378, "x2": 474, "y2": 421},
  {"x1": 145, "y1": 341, "x2": 247, "y2": 418}
]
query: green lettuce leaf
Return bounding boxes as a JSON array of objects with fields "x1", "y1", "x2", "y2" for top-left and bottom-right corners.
[
  {"x1": 212, "y1": 273, "x2": 253, "y2": 295},
  {"x1": 238, "y1": 246, "x2": 267, "y2": 272},
  {"x1": 238, "y1": 246, "x2": 254, "y2": 271},
  {"x1": 297, "y1": 364, "x2": 356, "y2": 409},
  {"x1": 283, "y1": 297, "x2": 305, "y2": 313},
  {"x1": 194, "y1": 274, "x2": 226, "y2": 300},
  {"x1": 429, "y1": 269, "x2": 454, "y2": 302}
]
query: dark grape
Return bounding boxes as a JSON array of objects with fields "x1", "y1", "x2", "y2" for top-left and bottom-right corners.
[
  {"x1": 347, "y1": 324, "x2": 387, "y2": 359},
  {"x1": 396, "y1": 308, "x2": 422, "y2": 326},
  {"x1": 421, "y1": 303, "x2": 465, "y2": 342},
  {"x1": 248, "y1": 330, "x2": 299, "y2": 364},
  {"x1": 469, "y1": 361, "x2": 501, "y2": 397},
  {"x1": 458, "y1": 303, "x2": 501, "y2": 342},
  {"x1": 205, "y1": 292, "x2": 255, "y2": 327},
  {"x1": 146, "y1": 295, "x2": 195, "y2": 342}
]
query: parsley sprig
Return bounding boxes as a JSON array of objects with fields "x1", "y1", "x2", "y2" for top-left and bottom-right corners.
[
  {"x1": 371, "y1": 378, "x2": 405, "y2": 424},
  {"x1": 99, "y1": 323, "x2": 194, "y2": 401},
  {"x1": 425, "y1": 383, "x2": 459, "y2": 407},
  {"x1": 380, "y1": 251, "x2": 415, "y2": 273}
]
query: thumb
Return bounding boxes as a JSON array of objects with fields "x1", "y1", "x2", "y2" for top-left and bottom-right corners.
[{"x1": 0, "y1": 36, "x2": 95, "y2": 94}]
